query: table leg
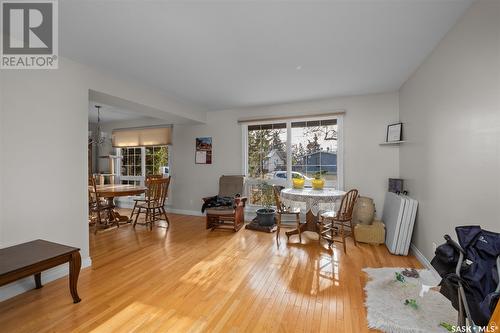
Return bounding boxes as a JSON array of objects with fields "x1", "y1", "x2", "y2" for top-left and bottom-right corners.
[
  {"x1": 285, "y1": 210, "x2": 320, "y2": 240},
  {"x1": 285, "y1": 222, "x2": 307, "y2": 239},
  {"x1": 69, "y1": 252, "x2": 81, "y2": 303},
  {"x1": 105, "y1": 197, "x2": 131, "y2": 224},
  {"x1": 304, "y1": 210, "x2": 320, "y2": 232},
  {"x1": 34, "y1": 272, "x2": 42, "y2": 289}
]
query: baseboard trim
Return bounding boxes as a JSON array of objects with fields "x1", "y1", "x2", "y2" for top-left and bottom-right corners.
[
  {"x1": 410, "y1": 243, "x2": 440, "y2": 282},
  {"x1": 0, "y1": 257, "x2": 92, "y2": 302}
]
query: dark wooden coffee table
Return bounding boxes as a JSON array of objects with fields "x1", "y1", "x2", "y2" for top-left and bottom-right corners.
[{"x1": 0, "y1": 239, "x2": 81, "y2": 303}]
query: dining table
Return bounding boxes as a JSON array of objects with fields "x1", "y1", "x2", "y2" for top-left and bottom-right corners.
[
  {"x1": 89, "y1": 184, "x2": 147, "y2": 223},
  {"x1": 280, "y1": 187, "x2": 346, "y2": 239}
]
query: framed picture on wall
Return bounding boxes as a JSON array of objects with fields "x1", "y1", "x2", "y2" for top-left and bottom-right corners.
[
  {"x1": 195, "y1": 137, "x2": 212, "y2": 164},
  {"x1": 386, "y1": 123, "x2": 403, "y2": 142}
]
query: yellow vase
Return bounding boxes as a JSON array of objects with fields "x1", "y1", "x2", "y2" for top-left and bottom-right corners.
[
  {"x1": 292, "y1": 178, "x2": 305, "y2": 189},
  {"x1": 312, "y1": 178, "x2": 325, "y2": 190}
]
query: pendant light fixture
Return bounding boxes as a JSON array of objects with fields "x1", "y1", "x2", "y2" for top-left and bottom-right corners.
[{"x1": 89, "y1": 105, "x2": 106, "y2": 146}]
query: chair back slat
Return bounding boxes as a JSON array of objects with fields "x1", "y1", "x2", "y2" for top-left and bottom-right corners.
[
  {"x1": 88, "y1": 176, "x2": 100, "y2": 208},
  {"x1": 146, "y1": 176, "x2": 171, "y2": 206},
  {"x1": 337, "y1": 189, "x2": 359, "y2": 221},
  {"x1": 160, "y1": 177, "x2": 171, "y2": 205}
]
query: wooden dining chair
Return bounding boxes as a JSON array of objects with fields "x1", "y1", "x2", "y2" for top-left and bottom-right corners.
[
  {"x1": 130, "y1": 174, "x2": 164, "y2": 220},
  {"x1": 319, "y1": 189, "x2": 359, "y2": 253},
  {"x1": 133, "y1": 176, "x2": 171, "y2": 231},
  {"x1": 88, "y1": 176, "x2": 117, "y2": 234},
  {"x1": 272, "y1": 185, "x2": 302, "y2": 245}
]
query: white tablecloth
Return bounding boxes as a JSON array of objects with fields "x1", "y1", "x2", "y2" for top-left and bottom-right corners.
[{"x1": 280, "y1": 188, "x2": 346, "y2": 216}]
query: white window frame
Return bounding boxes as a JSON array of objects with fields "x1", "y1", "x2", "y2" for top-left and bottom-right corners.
[
  {"x1": 116, "y1": 145, "x2": 172, "y2": 186},
  {"x1": 242, "y1": 114, "x2": 344, "y2": 206}
]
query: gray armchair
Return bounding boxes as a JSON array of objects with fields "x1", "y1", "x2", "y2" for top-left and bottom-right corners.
[{"x1": 203, "y1": 175, "x2": 247, "y2": 231}]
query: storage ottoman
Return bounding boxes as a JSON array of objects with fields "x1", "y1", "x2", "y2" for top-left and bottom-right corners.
[{"x1": 354, "y1": 220, "x2": 385, "y2": 245}]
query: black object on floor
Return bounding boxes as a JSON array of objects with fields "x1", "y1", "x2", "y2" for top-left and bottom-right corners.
[{"x1": 245, "y1": 217, "x2": 277, "y2": 233}]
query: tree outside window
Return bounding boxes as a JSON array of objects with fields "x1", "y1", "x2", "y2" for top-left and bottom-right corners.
[
  {"x1": 146, "y1": 146, "x2": 168, "y2": 176},
  {"x1": 247, "y1": 123, "x2": 286, "y2": 206}
]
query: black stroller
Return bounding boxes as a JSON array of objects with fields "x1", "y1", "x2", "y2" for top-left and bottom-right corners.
[{"x1": 431, "y1": 226, "x2": 500, "y2": 332}]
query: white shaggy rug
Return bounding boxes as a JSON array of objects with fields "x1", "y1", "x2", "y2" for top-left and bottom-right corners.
[{"x1": 364, "y1": 267, "x2": 457, "y2": 333}]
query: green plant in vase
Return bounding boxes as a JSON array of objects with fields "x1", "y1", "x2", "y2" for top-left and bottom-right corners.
[{"x1": 255, "y1": 182, "x2": 276, "y2": 226}]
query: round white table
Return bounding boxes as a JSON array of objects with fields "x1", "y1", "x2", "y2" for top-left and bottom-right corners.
[{"x1": 280, "y1": 188, "x2": 346, "y2": 239}]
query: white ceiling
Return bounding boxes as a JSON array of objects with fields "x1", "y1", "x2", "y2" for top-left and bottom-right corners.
[
  {"x1": 88, "y1": 102, "x2": 155, "y2": 124},
  {"x1": 63, "y1": 0, "x2": 472, "y2": 111}
]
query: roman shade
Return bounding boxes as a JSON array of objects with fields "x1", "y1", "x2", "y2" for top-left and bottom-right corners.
[{"x1": 112, "y1": 127, "x2": 172, "y2": 147}]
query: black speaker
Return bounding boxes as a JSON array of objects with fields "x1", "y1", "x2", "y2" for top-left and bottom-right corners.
[{"x1": 388, "y1": 178, "x2": 404, "y2": 194}]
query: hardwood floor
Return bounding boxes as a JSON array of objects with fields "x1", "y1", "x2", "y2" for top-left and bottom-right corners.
[{"x1": 0, "y1": 211, "x2": 421, "y2": 332}]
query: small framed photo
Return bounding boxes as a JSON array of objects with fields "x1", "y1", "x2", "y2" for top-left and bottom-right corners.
[{"x1": 386, "y1": 123, "x2": 403, "y2": 142}]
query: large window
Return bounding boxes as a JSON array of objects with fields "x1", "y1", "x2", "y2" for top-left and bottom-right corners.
[
  {"x1": 119, "y1": 146, "x2": 169, "y2": 185},
  {"x1": 244, "y1": 116, "x2": 342, "y2": 206}
]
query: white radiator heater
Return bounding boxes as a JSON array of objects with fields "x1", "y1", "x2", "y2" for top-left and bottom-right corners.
[{"x1": 382, "y1": 192, "x2": 418, "y2": 256}]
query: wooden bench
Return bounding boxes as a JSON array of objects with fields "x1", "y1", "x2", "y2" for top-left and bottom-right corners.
[{"x1": 0, "y1": 239, "x2": 81, "y2": 303}]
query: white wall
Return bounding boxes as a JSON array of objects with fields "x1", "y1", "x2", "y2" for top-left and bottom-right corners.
[
  {"x1": 399, "y1": 0, "x2": 500, "y2": 260},
  {"x1": 0, "y1": 70, "x2": 3, "y2": 245},
  {"x1": 171, "y1": 93, "x2": 400, "y2": 217},
  {"x1": 0, "y1": 57, "x2": 203, "y2": 300}
]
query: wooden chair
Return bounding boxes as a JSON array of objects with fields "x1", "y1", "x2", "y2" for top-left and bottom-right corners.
[
  {"x1": 88, "y1": 176, "x2": 117, "y2": 234},
  {"x1": 203, "y1": 175, "x2": 247, "y2": 232},
  {"x1": 129, "y1": 174, "x2": 164, "y2": 220},
  {"x1": 208, "y1": 197, "x2": 247, "y2": 232},
  {"x1": 319, "y1": 189, "x2": 359, "y2": 253},
  {"x1": 132, "y1": 177, "x2": 171, "y2": 231},
  {"x1": 272, "y1": 185, "x2": 302, "y2": 245}
]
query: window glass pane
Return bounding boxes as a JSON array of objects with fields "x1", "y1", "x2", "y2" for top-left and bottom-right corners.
[
  {"x1": 247, "y1": 123, "x2": 286, "y2": 205},
  {"x1": 291, "y1": 119, "x2": 338, "y2": 187},
  {"x1": 145, "y1": 145, "x2": 168, "y2": 175},
  {"x1": 121, "y1": 148, "x2": 135, "y2": 177},
  {"x1": 321, "y1": 119, "x2": 337, "y2": 126}
]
